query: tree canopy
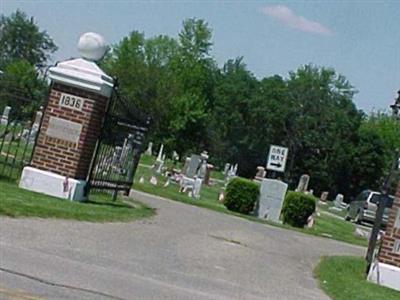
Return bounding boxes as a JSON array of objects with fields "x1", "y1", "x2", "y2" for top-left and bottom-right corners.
[{"x1": 0, "y1": 10, "x2": 57, "y2": 69}]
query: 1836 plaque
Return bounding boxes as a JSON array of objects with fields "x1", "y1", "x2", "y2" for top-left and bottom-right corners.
[{"x1": 59, "y1": 92, "x2": 85, "y2": 111}]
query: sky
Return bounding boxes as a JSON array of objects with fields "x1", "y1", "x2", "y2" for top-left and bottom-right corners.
[{"x1": 1, "y1": 0, "x2": 399, "y2": 113}]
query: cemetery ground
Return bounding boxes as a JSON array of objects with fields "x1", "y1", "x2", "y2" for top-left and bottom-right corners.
[
  {"x1": 134, "y1": 155, "x2": 368, "y2": 247},
  {"x1": 0, "y1": 179, "x2": 154, "y2": 222}
]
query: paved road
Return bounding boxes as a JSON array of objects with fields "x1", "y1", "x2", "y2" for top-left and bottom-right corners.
[{"x1": 0, "y1": 190, "x2": 365, "y2": 300}]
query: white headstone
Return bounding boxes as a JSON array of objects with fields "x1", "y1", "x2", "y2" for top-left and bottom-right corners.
[
  {"x1": 186, "y1": 155, "x2": 201, "y2": 178},
  {"x1": 1, "y1": 106, "x2": 11, "y2": 125},
  {"x1": 145, "y1": 142, "x2": 153, "y2": 156},
  {"x1": 334, "y1": 194, "x2": 344, "y2": 208},
  {"x1": 32, "y1": 110, "x2": 43, "y2": 130},
  {"x1": 192, "y1": 177, "x2": 203, "y2": 199},
  {"x1": 258, "y1": 179, "x2": 288, "y2": 223},
  {"x1": 156, "y1": 144, "x2": 164, "y2": 162}
]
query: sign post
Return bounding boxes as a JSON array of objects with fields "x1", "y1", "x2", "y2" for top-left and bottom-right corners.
[{"x1": 266, "y1": 145, "x2": 288, "y2": 173}]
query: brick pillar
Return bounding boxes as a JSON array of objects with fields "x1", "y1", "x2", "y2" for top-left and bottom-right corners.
[
  {"x1": 19, "y1": 32, "x2": 113, "y2": 201},
  {"x1": 31, "y1": 83, "x2": 108, "y2": 180},
  {"x1": 378, "y1": 183, "x2": 400, "y2": 267}
]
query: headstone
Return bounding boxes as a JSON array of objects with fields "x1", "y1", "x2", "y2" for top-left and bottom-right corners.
[
  {"x1": 257, "y1": 179, "x2": 288, "y2": 222},
  {"x1": 120, "y1": 134, "x2": 133, "y2": 163},
  {"x1": 204, "y1": 164, "x2": 214, "y2": 185},
  {"x1": 198, "y1": 159, "x2": 207, "y2": 179},
  {"x1": 172, "y1": 150, "x2": 179, "y2": 161},
  {"x1": 145, "y1": 142, "x2": 153, "y2": 156},
  {"x1": 225, "y1": 164, "x2": 237, "y2": 184},
  {"x1": 0, "y1": 106, "x2": 11, "y2": 126},
  {"x1": 192, "y1": 177, "x2": 202, "y2": 199},
  {"x1": 320, "y1": 191, "x2": 329, "y2": 202},
  {"x1": 150, "y1": 175, "x2": 157, "y2": 185},
  {"x1": 223, "y1": 163, "x2": 230, "y2": 177},
  {"x1": 139, "y1": 176, "x2": 145, "y2": 184},
  {"x1": 296, "y1": 174, "x2": 310, "y2": 193},
  {"x1": 185, "y1": 155, "x2": 201, "y2": 178},
  {"x1": 156, "y1": 144, "x2": 164, "y2": 161},
  {"x1": 112, "y1": 146, "x2": 122, "y2": 165},
  {"x1": 255, "y1": 166, "x2": 266, "y2": 180},
  {"x1": 182, "y1": 157, "x2": 191, "y2": 175},
  {"x1": 334, "y1": 193, "x2": 344, "y2": 208},
  {"x1": 154, "y1": 144, "x2": 165, "y2": 173}
]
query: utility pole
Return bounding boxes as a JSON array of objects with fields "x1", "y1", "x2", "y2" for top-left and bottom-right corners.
[{"x1": 365, "y1": 90, "x2": 400, "y2": 273}]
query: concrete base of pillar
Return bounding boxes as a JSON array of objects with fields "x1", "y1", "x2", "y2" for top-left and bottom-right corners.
[
  {"x1": 368, "y1": 261, "x2": 400, "y2": 291},
  {"x1": 19, "y1": 166, "x2": 87, "y2": 201}
]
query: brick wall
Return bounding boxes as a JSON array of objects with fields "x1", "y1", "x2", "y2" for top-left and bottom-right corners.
[
  {"x1": 31, "y1": 83, "x2": 108, "y2": 180},
  {"x1": 378, "y1": 183, "x2": 400, "y2": 267}
]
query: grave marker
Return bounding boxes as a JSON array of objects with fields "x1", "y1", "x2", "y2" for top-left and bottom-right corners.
[{"x1": 257, "y1": 179, "x2": 288, "y2": 223}]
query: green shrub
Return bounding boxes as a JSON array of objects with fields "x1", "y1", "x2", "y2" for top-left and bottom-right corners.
[
  {"x1": 224, "y1": 178, "x2": 259, "y2": 214},
  {"x1": 282, "y1": 191, "x2": 316, "y2": 227}
]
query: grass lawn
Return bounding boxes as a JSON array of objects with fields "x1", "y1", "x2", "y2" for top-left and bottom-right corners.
[
  {"x1": 134, "y1": 160, "x2": 368, "y2": 247},
  {"x1": 0, "y1": 179, "x2": 154, "y2": 222},
  {"x1": 315, "y1": 256, "x2": 400, "y2": 300}
]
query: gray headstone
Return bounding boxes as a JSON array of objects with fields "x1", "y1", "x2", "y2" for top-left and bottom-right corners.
[
  {"x1": 320, "y1": 191, "x2": 329, "y2": 202},
  {"x1": 185, "y1": 155, "x2": 201, "y2": 178},
  {"x1": 296, "y1": 174, "x2": 310, "y2": 192},
  {"x1": 1, "y1": 106, "x2": 11, "y2": 125},
  {"x1": 334, "y1": 194, "x2": 344, "y2": 208},
  {"x1": 258, "y1": 179, "x2": 288, "y2": 223}
]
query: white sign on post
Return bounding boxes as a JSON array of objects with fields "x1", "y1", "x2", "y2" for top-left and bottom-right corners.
[{"x1": 266, "y1": 145, "x2": 288, "y2": 173}]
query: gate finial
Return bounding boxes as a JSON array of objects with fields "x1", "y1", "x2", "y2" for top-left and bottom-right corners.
[{"x1": 77, "y1": 32, "x2": 109, "y2": 61}]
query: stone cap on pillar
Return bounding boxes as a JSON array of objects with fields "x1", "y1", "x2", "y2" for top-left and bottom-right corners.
[{"x1": 48, "y1": 32, "x2": 114, "y2": 98}]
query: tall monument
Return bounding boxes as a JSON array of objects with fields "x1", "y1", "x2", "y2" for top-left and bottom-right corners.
[{"x1": 19, "y1": 33, "x2": 114, "y2": 201}]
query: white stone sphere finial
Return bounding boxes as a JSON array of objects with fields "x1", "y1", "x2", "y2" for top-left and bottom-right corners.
[{"x1": 77, "y1": 32, "x2": 108, "y2": 61}]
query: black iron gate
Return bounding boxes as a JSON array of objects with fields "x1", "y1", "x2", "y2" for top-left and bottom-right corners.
[
  {"x1": 0, "y1": 75, "x2": 45, "y2": 180},
  {"x1": 86, "y1": 89, "x2": 150, "y2": 199}
]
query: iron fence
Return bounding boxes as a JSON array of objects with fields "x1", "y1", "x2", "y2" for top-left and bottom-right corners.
[
  {"x1": 0, "y1": 77, "x2": 45, "y2": 180},
  {"x1": 86, "y1": 89, "x2": 150, "y2": 199}
]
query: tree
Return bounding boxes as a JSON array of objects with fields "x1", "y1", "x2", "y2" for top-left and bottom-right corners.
[
  {"x1": 209, "y1": 57, "x2": 259, "y2": 172},
  {"x1": 348, "y1": 127, "x2": 386, "y2": 196},
  {"x1": 0, "y1": 59, "x2": 47, "y2": 119},
  {"x1": 0, "y1": 10, "x2": 57, "y2": 69},
  {"x1": 360, "y1": 112, "x2": 400, "y2": 193}
]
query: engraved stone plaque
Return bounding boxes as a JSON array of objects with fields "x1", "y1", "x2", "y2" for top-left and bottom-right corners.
[{"x1": 46, "y1": 117, "x2": 82, "y2": 144}]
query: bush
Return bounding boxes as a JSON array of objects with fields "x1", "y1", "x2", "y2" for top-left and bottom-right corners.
[
  {"x1": 282, "y1": 191, "x2": 316, "y2": 227},
  {"x1": 224, "y1": 178, "x2": 259, "y2": 214}
]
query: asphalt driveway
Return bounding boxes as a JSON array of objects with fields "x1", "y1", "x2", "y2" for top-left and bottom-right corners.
[{"x1": 0, "y1": 190, "x2": 365, "y2": 300}]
